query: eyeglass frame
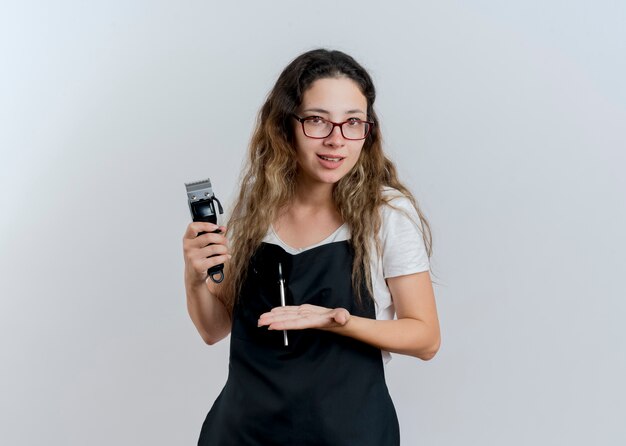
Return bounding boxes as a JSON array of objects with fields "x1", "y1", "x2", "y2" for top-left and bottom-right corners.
[{"x1": 292, "y1": 114, "x2": 374, "y2": 140}]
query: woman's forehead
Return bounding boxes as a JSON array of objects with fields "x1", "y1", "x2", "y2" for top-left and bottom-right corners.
[{"x1": 300, "y1": 77, "x2": 367, "y2": 114}]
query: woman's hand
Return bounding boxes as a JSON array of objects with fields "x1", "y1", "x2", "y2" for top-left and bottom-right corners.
[
  {"x1": 182, "y1": 222, "x2": 230, "y2": 287},
  {"x1": 258, "y1": 304, "x2": 351, "y2": 331}
]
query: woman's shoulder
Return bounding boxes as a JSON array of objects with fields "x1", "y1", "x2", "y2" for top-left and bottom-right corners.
[
  {"x1": 378, "y1": 186, "x2": 422, "y2": 235},
  {"x1": 377, "y1": 187, "x2": 430, "y2": 274},
  {"x1": 380, "y1": 187, "x2": 416, "y2": 212}
]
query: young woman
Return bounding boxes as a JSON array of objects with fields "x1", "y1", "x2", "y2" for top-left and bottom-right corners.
[{"x1": 183, "y1": 49, "x2": 440, "y2": 446}]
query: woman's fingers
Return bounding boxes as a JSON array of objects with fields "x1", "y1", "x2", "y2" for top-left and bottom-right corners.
[
  {"x1": 258, "y1": 309, "x2": 320, "y2": 328},
  {"x1": 259, "y1": 311, "x2": 316, "y2": 324},
  {"x1": 197, "y1": 230, "x2": 228, "y2": 246},
  {"x1": 183, "y1": 222, "x2": 221, "y2": 238},
  {"x1": 265, "y1": 314, "x2": 325, "y2": 330},
  {"x1": 182, "y1": 222, "x2": 230, "y2": 285},
  {"x1": 183, "y1": 229, "x2": 228, "y2": 250},
  {"x1": 268, "y1": 304, "x2": 324, "y2": 314},
  {"x1": 198, "y1": 242, "x2": 228, "y2": 258},
  {"x1": 190, "y1": 252, "x2": 231, "y2": 272},
  {"x1": 260, "y1": 304, "x2": 326, "y2": 322},
  {"x1": 183, "y1": 234, "x2": 229, "y2": 263}
]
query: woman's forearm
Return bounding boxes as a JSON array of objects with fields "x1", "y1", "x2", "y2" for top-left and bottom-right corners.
[
  {"x1": 328, "y1": 316, "x2": 440, "y2": 360},
  {"x1": 185, "y1": 279, "x2": 231, "y2": 345}
]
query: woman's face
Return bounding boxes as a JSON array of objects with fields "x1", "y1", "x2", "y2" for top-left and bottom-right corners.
[{"x1": 293, "y1": 77, "x2": 368, "y2": 187}]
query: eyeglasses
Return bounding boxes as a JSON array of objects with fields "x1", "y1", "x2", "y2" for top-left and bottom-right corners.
[{"x1": 293, "y1": 114, "x2": 374, "y2": 140}]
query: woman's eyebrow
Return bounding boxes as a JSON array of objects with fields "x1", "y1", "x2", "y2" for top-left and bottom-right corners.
[
  {"x1": 301, "y1": 108, "x2": 329, "y2": 114},
  {"x1": 346, "y1": 109, "x2": 366, "y2": 115},
  {"x1": 301, "y1": 108, "x2": 366, "y2": 115}
]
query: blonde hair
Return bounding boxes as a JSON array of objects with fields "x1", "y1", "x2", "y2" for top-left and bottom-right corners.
[{"x1": 218, "y1": 49, "x2": 433, "y2": 314}]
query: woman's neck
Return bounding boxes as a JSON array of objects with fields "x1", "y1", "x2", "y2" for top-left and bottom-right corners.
[
  {"x1": 292, "y1": 175, "x2": 335, "y2": 210},
  {"x1": 273, "y1": 177, "x2": 343, "y2": 249}
]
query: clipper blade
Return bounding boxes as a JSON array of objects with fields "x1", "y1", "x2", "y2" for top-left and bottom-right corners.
[{"x1": 184, "y1": 178, "x2": 214, "y2": 204}]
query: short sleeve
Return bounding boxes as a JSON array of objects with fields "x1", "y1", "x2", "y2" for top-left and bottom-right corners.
[{"x1": 380, "y1": 194, "x2": 430, "y2": 278}]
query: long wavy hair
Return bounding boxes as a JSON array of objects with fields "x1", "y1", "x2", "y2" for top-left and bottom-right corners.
[{"x1": 218, "y1": 49, "x2": 433, "y2": 314}]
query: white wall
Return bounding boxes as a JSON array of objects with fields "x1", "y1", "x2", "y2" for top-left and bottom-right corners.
[{"x1": 1, "y1": 1, "x2": 625, "y2": 444}]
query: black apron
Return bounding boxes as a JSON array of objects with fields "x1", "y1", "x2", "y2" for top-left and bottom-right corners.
[{"x1": 198, "y1": 241, "x2": 400, "y2": 445}]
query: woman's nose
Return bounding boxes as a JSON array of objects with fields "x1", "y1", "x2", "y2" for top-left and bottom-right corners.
[{"x1": 325, "y1": 124, "x2": 345, "y2": 146}]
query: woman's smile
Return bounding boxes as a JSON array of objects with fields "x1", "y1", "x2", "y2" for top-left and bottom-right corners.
[{"x1": 317, "y1": 153, "x2": 346, "y2": 168}]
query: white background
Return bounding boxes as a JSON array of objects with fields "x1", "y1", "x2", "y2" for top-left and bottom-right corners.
[{"x1": 1, "y1": 1, "x2": 625, "y2": 444}]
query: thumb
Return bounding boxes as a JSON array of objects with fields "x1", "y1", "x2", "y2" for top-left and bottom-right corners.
[{"x1": 333, "y1": 308, "x2": 351, "y2": 325}]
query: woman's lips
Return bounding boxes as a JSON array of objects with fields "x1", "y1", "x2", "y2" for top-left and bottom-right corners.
[{"x1": 317, "y1": 154, "x2": 345, "y2": 169}]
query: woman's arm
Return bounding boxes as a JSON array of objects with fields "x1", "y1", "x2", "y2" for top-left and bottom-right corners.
[
  {"x1": 183, "y1": 222, "x2": 232, "y2": 345},
  {"x1": 186, "y1": 280, "x2": 232, "y2": 345},
  {"x1": 333, "y1": 271, "x2": 440, "y2": 360},
  {"x1": 257, "y1": 270, "x2": 440, "y2": 360}
]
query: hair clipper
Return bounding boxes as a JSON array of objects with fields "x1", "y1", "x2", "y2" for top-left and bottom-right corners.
[{"x1": 184, "y1": 178, "x2": 225, "y2": 283}]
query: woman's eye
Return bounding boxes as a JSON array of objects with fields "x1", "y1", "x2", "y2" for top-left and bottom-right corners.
[
  {"x1": 307, "y1": 117, "x2": 325, "y2": 125},
  {"x1": 347, "y1": 118, "x2": 362, "y2": 126}
]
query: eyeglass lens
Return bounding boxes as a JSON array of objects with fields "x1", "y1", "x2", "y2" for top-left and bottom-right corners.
[{"x1": 303, "y1": 118, "x2": 369, "y2": 140}]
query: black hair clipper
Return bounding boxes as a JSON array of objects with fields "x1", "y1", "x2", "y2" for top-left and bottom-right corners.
[{"x1": 185, "y1": 178, "x2": 225, "y2": 284}]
